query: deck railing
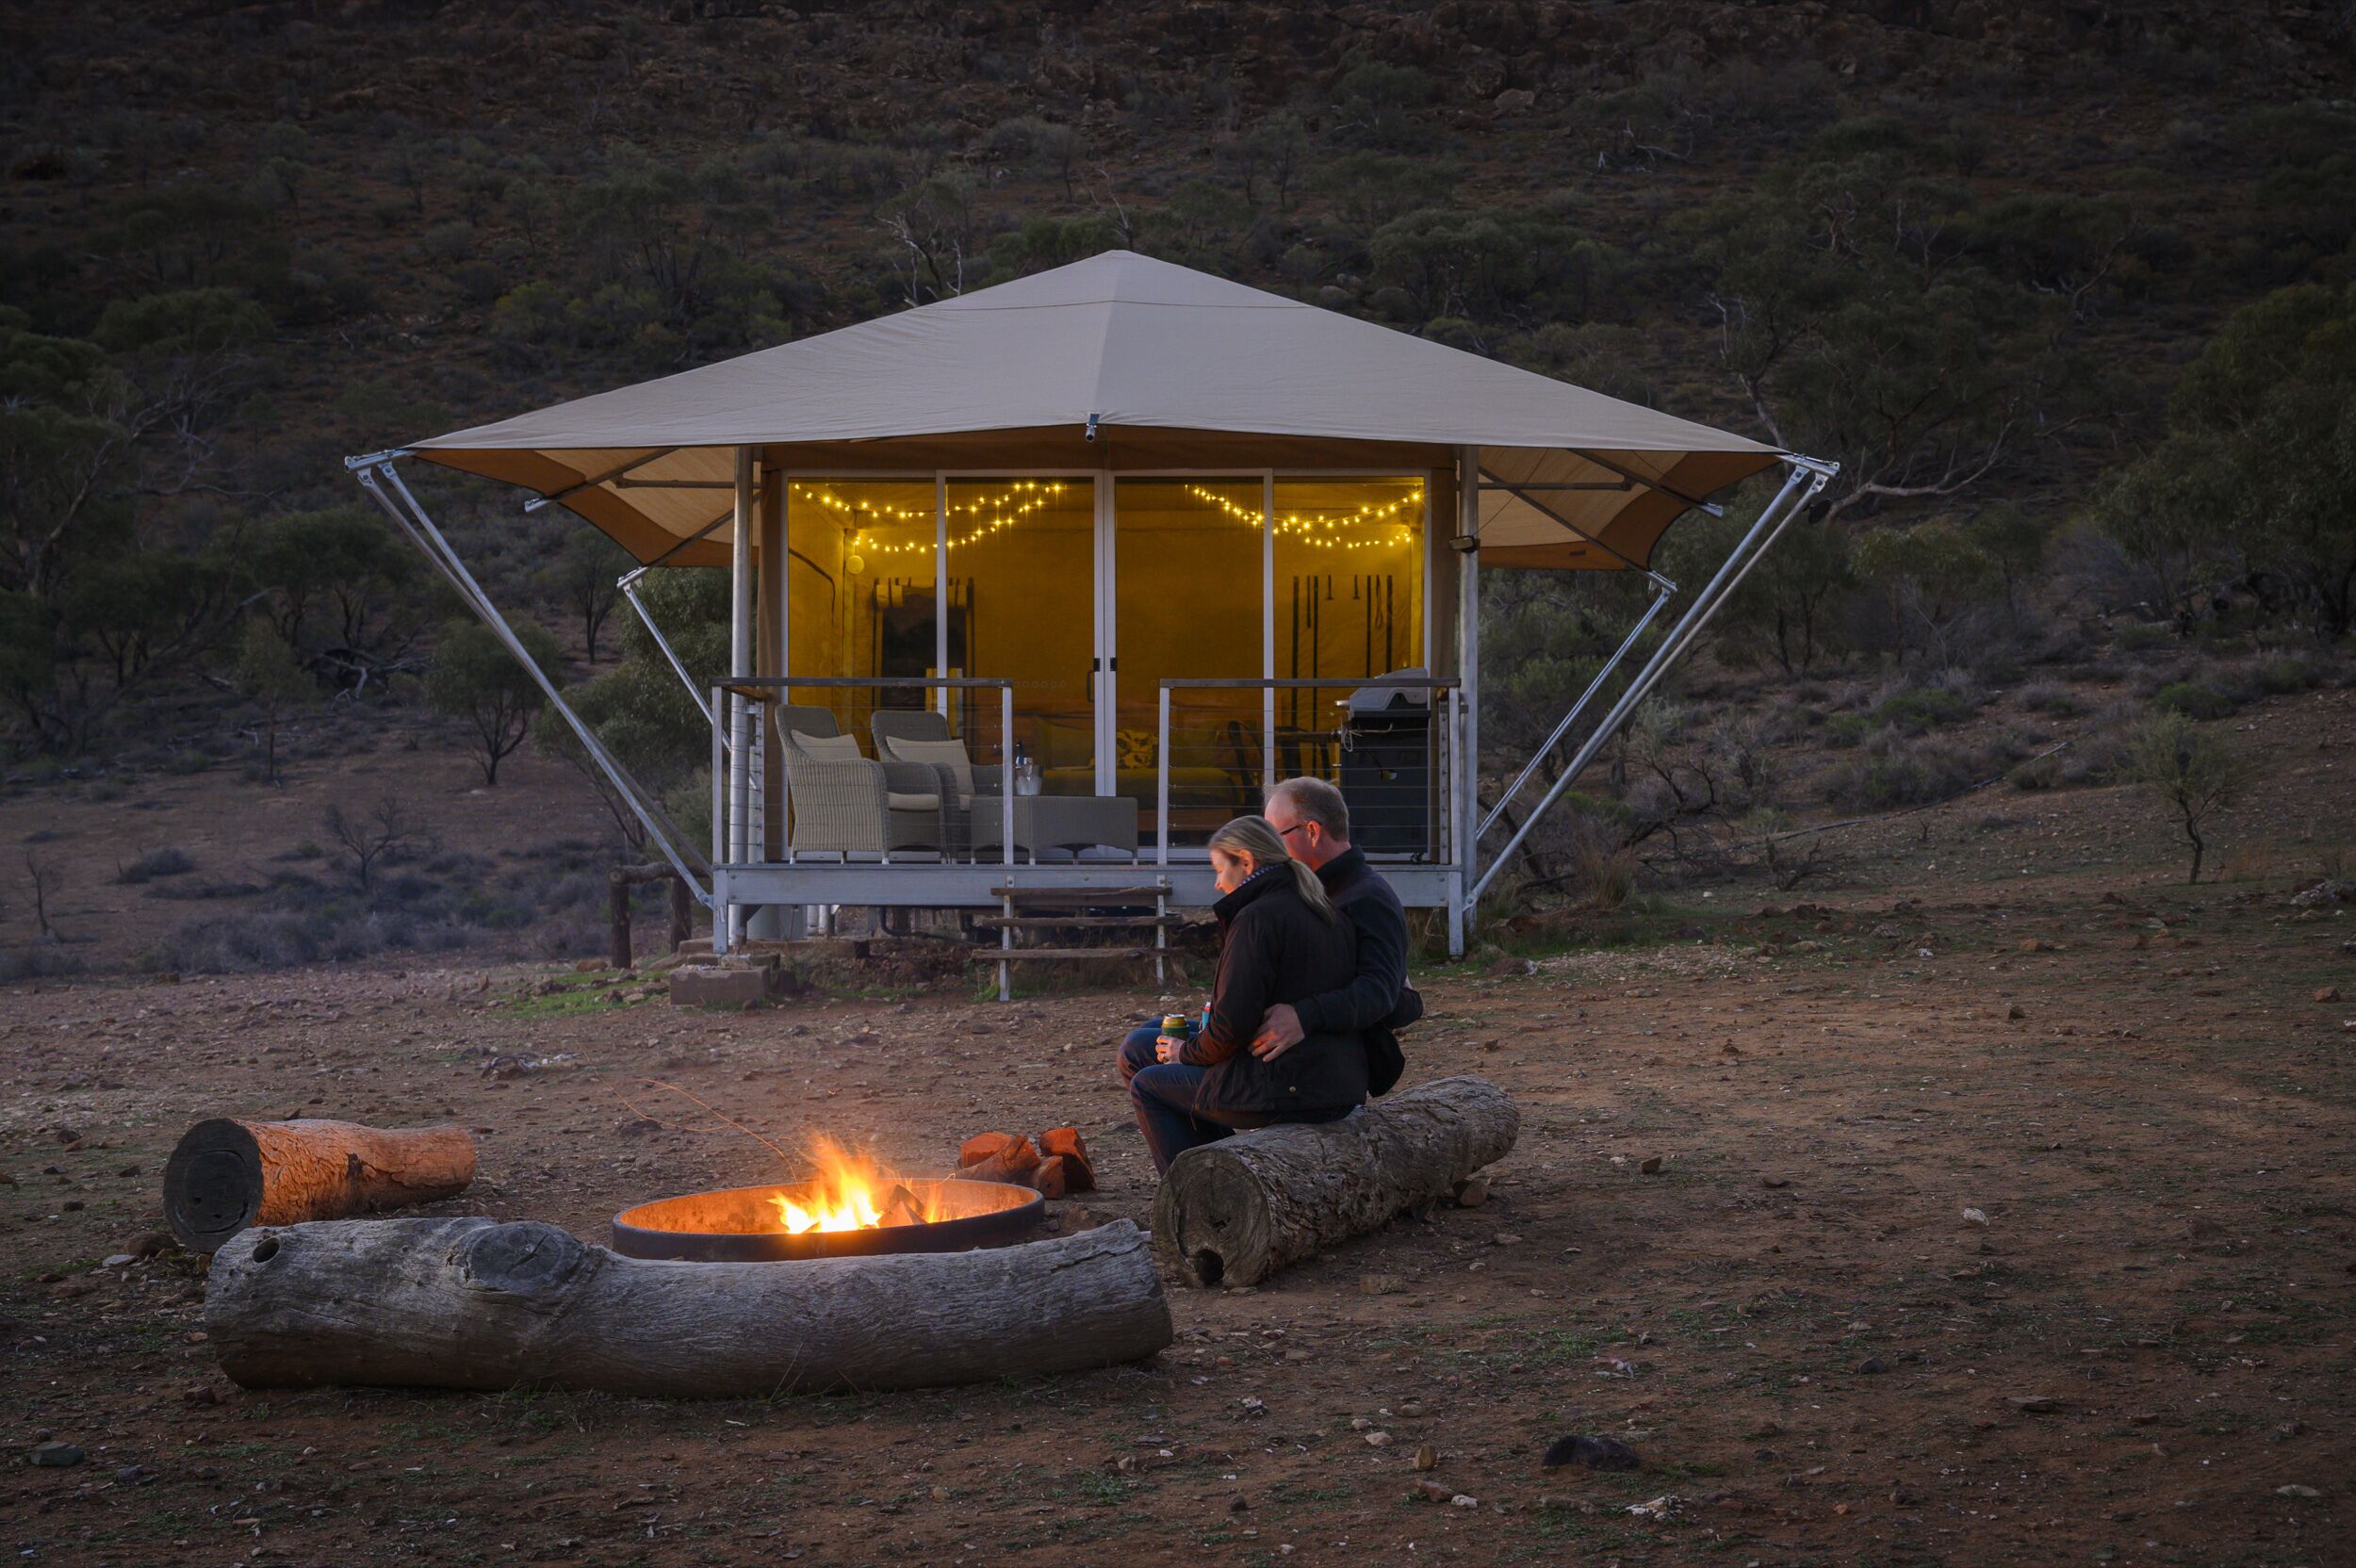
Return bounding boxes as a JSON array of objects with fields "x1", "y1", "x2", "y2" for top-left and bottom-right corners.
[
  {"x1": 712, "y1": 677, "x2": 1019, "y2": 870},
  {"x1": 1154, "y1": 677, "x2": 1463, "y2": 869}
]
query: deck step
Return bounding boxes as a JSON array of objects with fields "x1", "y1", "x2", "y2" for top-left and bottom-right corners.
[
  {"x1": 967, "y1": 946, "x2": 1163, "y2": 962},
  {"x1": 988, "y1": 885, "x2": 1170, "y2": 904},
  {"x1": 973, "y1": 914, "x2": 1179, "y2": 930}
]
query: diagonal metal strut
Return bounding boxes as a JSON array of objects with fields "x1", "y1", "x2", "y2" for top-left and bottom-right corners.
[{"x1": 1465, "y1": 455, "x2": 1835, "y2": 912}]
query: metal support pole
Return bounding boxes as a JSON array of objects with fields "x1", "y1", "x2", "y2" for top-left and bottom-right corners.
[
  {"x1": 1446, "y1": 685, "x2": 1464, "y2": 957},
  {"x1": 1156, "y1": 685, "x2": 1172, "y2": 869},
  {"x1": 999, "y1": 681, "x2": 1014, "y2": 1002},
  {"x1": 1456, "y1": 446, "x2": 1481, "y2": 916},
  {"x1": 727, "y1": 448, "x2": 754, "y2": 948},
  {"x1": 353, "y1": 461, "x2": 709, "y2": 900},
  {"x1": 1476, "y1": 580, "x2": 1671, "y2": 841},
  {"x1": 1464, "y1": 459, "x2": 1830, "y2": 912},
  {"x1": 620, "y1": 570, "x2": 716, "y2": 727}
]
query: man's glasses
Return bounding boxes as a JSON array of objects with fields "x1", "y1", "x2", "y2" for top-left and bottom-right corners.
[{"x1": 1276, "y1": 823, "x2": 1311, "y2": 840}]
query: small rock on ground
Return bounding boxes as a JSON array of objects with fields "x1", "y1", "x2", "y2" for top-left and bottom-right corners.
[{"x1": 1542, "y1": 1434, "x2": 1641, "y2": 1472}]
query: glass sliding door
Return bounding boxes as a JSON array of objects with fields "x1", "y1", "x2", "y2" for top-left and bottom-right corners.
[
  {"x1": 1112, "y1": 478, "x2": 1264, "y2": 845},
  {"x1": 947, "y1": 477, "x2": 1096, "y2": 791}
]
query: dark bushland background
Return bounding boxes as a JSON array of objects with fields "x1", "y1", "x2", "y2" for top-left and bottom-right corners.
[{"x1": 2, "y1": 1, "x2": 2352, "y2": 967}]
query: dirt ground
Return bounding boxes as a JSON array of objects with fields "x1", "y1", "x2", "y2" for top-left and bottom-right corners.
[{"x1": 4, "y1": 694, "x2": 2354, "y2": 1567}]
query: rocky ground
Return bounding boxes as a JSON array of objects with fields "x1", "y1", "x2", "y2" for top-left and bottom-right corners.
[{"x1": 4, "y1": 742, "x2": 2352, "y2": 1564}]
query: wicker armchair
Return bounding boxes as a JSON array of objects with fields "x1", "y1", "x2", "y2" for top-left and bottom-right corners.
[
  {"x1": 871, "y1": 709, "x2": 996, "y2": 859},
  {"x1": 775, "y1": 706, "x2": 947, "y2": 858}
]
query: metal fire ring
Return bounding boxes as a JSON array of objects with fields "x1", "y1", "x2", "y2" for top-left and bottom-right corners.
[{"x1": 610, "y1": 1176, "x2": 1047, "y2": 1263}]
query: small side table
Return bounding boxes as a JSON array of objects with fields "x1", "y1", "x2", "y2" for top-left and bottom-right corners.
[{"x1": 971, "y1": 795, "x2": 1141, "y2": 861}]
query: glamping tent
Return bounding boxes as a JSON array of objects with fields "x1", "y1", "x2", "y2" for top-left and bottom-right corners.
[{"x1": 351, "y1": 250, "x2": 1832, "y2": 964}]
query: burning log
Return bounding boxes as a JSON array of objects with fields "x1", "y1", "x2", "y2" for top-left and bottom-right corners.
[
  {"x1": 205, "y1": 1217, "x2": 1173, "y2": 1396},
  {"x1": 1151, "y1": 1075, "x2": 1519, "y2": 1288},
  {"x1": 162, "y1": 1118, "x2": 477, "y2": 1254}
]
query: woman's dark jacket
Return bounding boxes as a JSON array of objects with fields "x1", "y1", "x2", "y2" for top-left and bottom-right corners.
[{"x1": 1179, "y1": 864, "x2": 1367, "y2": 1114}]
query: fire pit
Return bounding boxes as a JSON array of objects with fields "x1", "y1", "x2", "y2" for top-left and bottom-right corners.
[{"x1": 612, "y1": 1141, "x2": 1046, "y2": 1262}]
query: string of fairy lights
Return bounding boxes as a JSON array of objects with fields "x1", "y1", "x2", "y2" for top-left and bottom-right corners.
[
  {"x1": 794, "y1": 480, "x2": 1424, "y2": 560},
  {"x1": 1184, "y1": 483, "x2": 1422, "y2": 550},
  {"x1": 794, "y1": 481, "x2": 1070, "y2": 558}
]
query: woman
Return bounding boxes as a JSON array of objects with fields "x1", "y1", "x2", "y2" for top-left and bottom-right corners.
[{"x1": 1119, "y1": 815, "x2": 1367, "y2": 1174}]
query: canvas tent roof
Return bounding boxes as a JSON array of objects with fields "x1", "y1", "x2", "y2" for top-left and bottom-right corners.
[{"x1": 407, "y1": 250, "x2": 1786, "y2": 571}]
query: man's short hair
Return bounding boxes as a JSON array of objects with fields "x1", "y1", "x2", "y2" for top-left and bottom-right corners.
[{"x1": 1267, "y1": 776, "x2": 1350, "y2": 841}]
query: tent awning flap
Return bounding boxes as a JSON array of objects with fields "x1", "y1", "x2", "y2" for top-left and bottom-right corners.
[{"x1": 404, "y1": 251, "x2": 1786, "y2": 569}]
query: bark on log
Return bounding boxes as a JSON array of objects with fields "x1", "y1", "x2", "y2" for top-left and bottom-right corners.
[
  {"x1": 205, "y1": 1217, "x2": 1172, "y2": 1396},
  {"x1": 1151, "y1": 1075, "x2": 1519, "y2": 1288},
  {"x1": 162, "y1": 1119, "x2": 477, "y2": 1254}
]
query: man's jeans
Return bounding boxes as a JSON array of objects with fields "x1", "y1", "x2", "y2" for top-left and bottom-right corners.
[{"x1": 1117, "y1": 1026, "x2": 1350, "y2": 1175}]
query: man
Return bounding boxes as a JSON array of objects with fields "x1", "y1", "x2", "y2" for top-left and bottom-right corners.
[{"x1": 1252, "y1": 776, "x2": 1418, "y2": 1092}]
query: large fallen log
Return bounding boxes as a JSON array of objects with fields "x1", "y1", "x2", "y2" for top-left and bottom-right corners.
[
  {"x1": 162, "y1": 1118, "x2": 477, "y2": 1254},
  {"x1": 1152, "y1": 1074, "x2": 1519, "y2": 1288},
  {"x1": 205, "y1": 1217, "x2": 1173, "y2": 1396}
]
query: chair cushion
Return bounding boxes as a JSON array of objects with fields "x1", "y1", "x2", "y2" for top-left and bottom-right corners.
[
  {"x1": 792, "y1": 732, "x2": 865, "y2": 761},
  {"x1": 886, "y1": 790, "x2": 941, "y2": 812},
  {"x1": 883, "y1": 736, "x2": 975, "y2": 798}
]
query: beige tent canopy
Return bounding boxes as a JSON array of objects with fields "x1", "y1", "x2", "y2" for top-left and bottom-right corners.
[{"x1": 406, "y1": 250, "x2": 1786, "y2": 571}]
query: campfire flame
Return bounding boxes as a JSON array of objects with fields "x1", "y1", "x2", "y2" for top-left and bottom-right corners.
[{"x1": 771, "y1": 1139, "x2": 931, "y2": 1234}]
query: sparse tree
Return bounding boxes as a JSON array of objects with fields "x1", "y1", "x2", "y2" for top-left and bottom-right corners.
[
  {"x1": 321, "y1": 796, "x2": 416, "y2": 890},
  {"x1": 424, "y1": 618, "x2": 561, "y2": 786},
  {"x1": 234, "y1": 617, "x2": 312, "y2": 784},
  {"x1": 2122, "y1": 710, "x2": 2247, "y2": 883},
  {"x1": 536, "y1": 531, "x2": 628, "y2": 664},
  {"x1": 23, "y1": 849, "x2": 59, "y2": 940}
]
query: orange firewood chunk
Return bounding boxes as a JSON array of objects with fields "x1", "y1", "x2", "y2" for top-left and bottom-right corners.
[{"x1": 958, "y1": 1132, "x2": 1015, "y2": 1168}]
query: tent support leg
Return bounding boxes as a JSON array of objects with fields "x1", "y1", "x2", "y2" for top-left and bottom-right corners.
[
  {"x1": 350, "y1": 459, "x2": 712, "y2": 909},
  {"x1": 1463, "y1": 456, "x2": 1834, "y2": 916},
  {"x1": 1475, "y1": 579, "x2": 1671, "y2": 843}
]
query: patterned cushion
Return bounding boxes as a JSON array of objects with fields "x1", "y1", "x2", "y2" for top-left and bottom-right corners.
[
  {"x1": 883, "y1": 736, "x2": 974, "y2": 798},
  {"x1": 1115, "y1": 727, "x2": 1155, "y2": 768}
]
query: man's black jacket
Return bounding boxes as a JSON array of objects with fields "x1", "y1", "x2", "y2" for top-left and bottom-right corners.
[{"x1": 1291, "y1": 847, "x2": 1419, "y2": 1093}]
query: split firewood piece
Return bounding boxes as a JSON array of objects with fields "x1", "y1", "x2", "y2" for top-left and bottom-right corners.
[
  {"x1": 1039, "y1": 1127, "x2": 1097, "y2": 1192},
  {"x1": 1032, "y1": 1155, "x2": 1072, "y2": 1200},
  {"x1": 162, "y1": 1118, "x2": 477, "y2": 1254},
  {"x1": 961, "y1": 1135, "x2": 1040, "y2": 1186},
  {"x1": 958, "y1": 1132, "x2": 1016, "y2": 1168}
]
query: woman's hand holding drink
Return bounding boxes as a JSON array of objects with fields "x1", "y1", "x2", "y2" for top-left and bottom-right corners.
[{"x1": 1154, "y1": 1012, "x2": 1192, "y2": 1065}]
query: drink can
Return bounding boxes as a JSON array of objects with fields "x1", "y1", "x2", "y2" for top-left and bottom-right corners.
[{"x1": 1160, "y1": 1013, "x2": 1192, "y2": 1038}]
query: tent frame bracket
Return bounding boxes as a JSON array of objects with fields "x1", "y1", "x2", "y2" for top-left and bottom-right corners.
[{"x1": 1464, "y1": 453, "x2": 1835, "y2": 915}]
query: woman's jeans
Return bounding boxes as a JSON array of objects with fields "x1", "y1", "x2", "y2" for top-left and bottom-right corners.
[{"x1": 1117, "y1": 1026, "x2": 1352, "y2": 1175}]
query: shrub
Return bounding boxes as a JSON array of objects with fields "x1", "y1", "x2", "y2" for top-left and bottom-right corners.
[
  {"x1": 2008, "y1": 753, "x2": 2062, "y2": 791},
  {"x1": 113, "y1": 846, "x2": 193, "y2": 884},
  {"x1": 2016, "y1": 681, "x2": 2082, "y2": 716},
  {"x1": 2253, "y1": 657, "x2": 2315, "y2": 694},
  {"x1": 2152, "y1": 681, "x2": 2234, "y2": 720},
  {"x1": 1870, "y1": 686, "x2": 1979, "y2": 734}
]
